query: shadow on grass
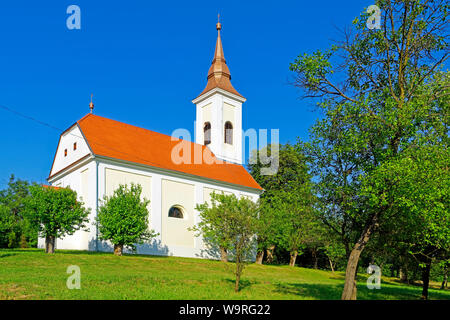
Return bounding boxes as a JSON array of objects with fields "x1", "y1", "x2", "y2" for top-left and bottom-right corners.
[
  {"x1": 224, "y1": 279, "x2": 253, "y2": 292},
  {"x1": 358, "y1": 283, "x2": 450, "y2": 300},
  {"x1": 0, "y1": 248, "x2": 111, "y2": 256},
  {"x1": 274, "y1": 282, "x2": 343, "y2": 300},
  {"x1": 0, "y1": 248, "x2": 42, "y2": 254},
  {"x1": 53, "y1": 250, "x2": 112, "y2": 255},
  {"x1": 273, "y1": 281, "x2": 450, "y2": 300},
  {"x1": 53, "y1": 250, "x2": 172, "y2": 260},
  {"x1": 388, "y1": 278, "x2": 450, "y2": 291},
  {"x1": 0, "y1": 248, "x2": 172, "y2": 260}
]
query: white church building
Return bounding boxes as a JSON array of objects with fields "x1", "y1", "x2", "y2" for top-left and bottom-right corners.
[{"x1": 38, "y1": 21, "x2": 263, "y2": 258}]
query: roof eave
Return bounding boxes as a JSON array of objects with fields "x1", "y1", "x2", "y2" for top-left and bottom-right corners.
[
  {"x1": 192, "y1": 87, "x2": 246, "y2": 104},
  {"x1": 94, "y1": 154, "x2": 263, "y2": 193},
  {"x1": 47, "y1": 154, "x2": 94, "y2": 182}
]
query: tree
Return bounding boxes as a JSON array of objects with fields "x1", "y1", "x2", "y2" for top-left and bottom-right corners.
[
  {"x1": 268, "y1": 189, "x2": 320, "y2": 267},
  {"x1": 290, "y1": 0, "x2": 449, "y2": 299},
  {"x1": 0, "y1": 174, "x2": 36, "y2": 248},
  {"x1": 194, "y1": 192, "x2": 259, "y2": 292},
  {"x1": 253, "y1": 201, "x2": 278, "y2": 264},
  {"x1": 362, "y1": 144, "x2": 449, "y2": 299},
  {"x1": 192, "y1": 192, "x2": 233, "y2": 262},
  {"x1": 24, "y1": 185, "x2": 90, "y2": 253},
  {"x1": 249, "y1": 143, "x2": 317, "y2": 265},
  {"x1": 440, "y1": 260, "x2": 449, "y2": 290},
  {"x1": 96, "y1": 184, "x2": 158, "y2": 256},
  {"x1": 305, "y1": 120, "x2": 363, "y2": 262},
  {"x1": 0, "y1": 204, "x2": 16, "y2": 247}
]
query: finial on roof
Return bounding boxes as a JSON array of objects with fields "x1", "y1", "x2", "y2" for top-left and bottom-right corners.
[
  {"x1": 194, "y1": 16, "x2": 244, "y2": 99},
  {"x1": 216, "y1": 13, "x2": 221, "y2": 31},
  {"x1": 89, "y1": 93, "x2": 94, "y2": 114}
]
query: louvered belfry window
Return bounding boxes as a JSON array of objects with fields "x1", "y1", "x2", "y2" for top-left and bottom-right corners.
[
  {"x1": 224, "y1": 121, "x2": 233, "y2": 145},
  {"x1": 204, "y1": 122, "x2": 211, "y2": 145}
]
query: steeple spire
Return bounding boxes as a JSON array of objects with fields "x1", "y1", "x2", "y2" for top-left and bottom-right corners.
[
  {"x1": 89, "y1": 93, "x2": 94, "y2": 114},
  {"x1": 196, "y1": 18, "x2": 243, "y2": 99}
]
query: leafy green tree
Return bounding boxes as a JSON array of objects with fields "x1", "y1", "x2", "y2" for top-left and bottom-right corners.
[
  {"x1": 254, "y1": 199, "x2": 280, "y2": 264},
  {"x1": 439, "y1": 260, "x2": 449, "y2": 289},
  {"x1": 96, "y1": 184, "x2": 158, "y2": 256},
  {"x1": 0, "y1": 174, "x2": 36, "y2": 247},
  {"x1": 0, "y1": 204, "x2": 16, "y2": 247},
  {"x1": 193, "y1": 192, "x2": 259, "y2": 292},
  {"x1": 290, "y1": 0, "x2": 449, "y2": 299},
  {"x1": 267, "y1": 189, "x2": 320, "y2": 267},
  {"x1": 192, "y1": 191, "x2": 234, "y2": 262},
  {"x1": 362, "y1": 144, "x2": 449, "y2": 299},
  {"x1": 249, "y1": 143, "x2": 317, "y2": 265},
  {"x1": 25, "y1": 185, "x2": 90, "y2": 253},
  {"x1": 305, "y1": 118, "x2": 363, "y2": 261}
]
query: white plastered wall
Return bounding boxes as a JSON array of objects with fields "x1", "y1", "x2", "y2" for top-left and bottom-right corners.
[
  {"x1": 96, "y1": 158, "x2": 260, "y2": 258},
  {"x1": 49, "y1": 125, "x2": 91, "y2": 177},
  {"x1": 43, "y1": 155, "x2": 260, "y2": 259},
  {"x1": 222, "y1": 102, "x2": 237, "y2": 160},
  {"x1": 195, "y1": 91, "x2": 243, "y2": 164},
  {"x1": 161, "y1": 179, "x2": 195, "y2": 248},
  {"x1": 40, "y1": 158, "x2": 97, "y2": 251}
]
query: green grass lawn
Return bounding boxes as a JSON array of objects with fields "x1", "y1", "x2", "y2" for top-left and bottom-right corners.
[{"x1": 0, "y1": 248, "x2": 449, "y2": 300}]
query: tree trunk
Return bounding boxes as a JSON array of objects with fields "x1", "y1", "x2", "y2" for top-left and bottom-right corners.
[
  {"x1": 220, "y1": 247, "x2": 228, "y2": 262},
  {"x1": 45, "y1": 236, "x2": 55, "y2": 254},
  {"x1": 329, "y1": 257, "x2": 335, "y2": 273},
  {"x1": 266, "y1": 245, "x2": 275, "y2": 264},
  {"x1": 20, "y1": 234, "x2": 28, "y2": 248},
  {"x1": 312, "y1": 248, "x2": 318, "y2": 269},
  {"x1": 341, "y1": 212, "x2": 379, "y2": 300},
  {"x1": 399, "y1": 266, "x2": 408, "y2": 283},
  {"x1": 255, "y1": 250, "x2": 264, "y2": 264},
  {"x1": 352, "y1": 267, "x2": 359, "y2": 299},
  {"x1": 441, "y1": 267, "x2": 448, "y2": 289},
  {"x1": 341, "y1": 248, "x2": 361, "y2": 300},
  {"x1": 114, "y1": 244, "x2": 123, "y2": 256},
  {"x1": 289, "y1": 251, "x2": 298, "y2": 267},
  {"x1": 235, "y1": 272, "x2": 241, "y2": 292},
  {"x1": 421, "y1": 258, "x2": 432, "y2": 300}
]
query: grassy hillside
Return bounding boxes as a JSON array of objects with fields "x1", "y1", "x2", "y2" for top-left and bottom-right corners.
[{"x1": 0, "y1": 249, "x2": 448, "y2": 300}]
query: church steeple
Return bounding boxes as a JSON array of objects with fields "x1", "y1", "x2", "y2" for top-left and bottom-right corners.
[
  {"x1": 196, "y1": 18, "x2": 243, "y2": 99},
  {"x1": 192, "y1": 17, "x2": 245, "y2": 165}
]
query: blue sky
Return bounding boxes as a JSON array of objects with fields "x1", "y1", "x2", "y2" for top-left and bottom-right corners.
[{"x1": 0, "y1": 0, "x2": 373, "y2": 188}]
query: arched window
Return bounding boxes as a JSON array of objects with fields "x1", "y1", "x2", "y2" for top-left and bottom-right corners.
[
  {"x1": 204, "y1": 122, "x2": 211, "y2": 145},
  {"x1": 224, "y1": 121, "x2": 233, "y2": 145},
  {"x1": 168, "y1": 206, "x2": 184, "y2": 219}
]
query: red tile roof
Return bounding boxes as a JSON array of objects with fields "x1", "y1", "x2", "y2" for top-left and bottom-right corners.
[{"x1": 75, "y1": 114, "x2": 262, "y2": 191}]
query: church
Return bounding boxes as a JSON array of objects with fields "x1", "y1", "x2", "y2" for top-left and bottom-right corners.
[{"x1": 38, "y1": 21, "x2": 263, "y2": 258}]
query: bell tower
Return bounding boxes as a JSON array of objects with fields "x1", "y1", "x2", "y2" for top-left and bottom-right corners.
[{"x1": 192, "y1": 18, "x2": 245, "y2": 164}]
